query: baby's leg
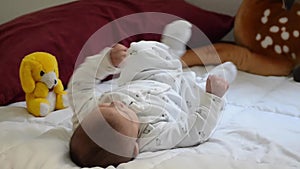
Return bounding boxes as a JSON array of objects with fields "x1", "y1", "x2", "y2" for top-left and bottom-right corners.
[
  {"x1": 206, "y1": 75, "x2": 229, "y2": 98},
  {"x1": 204, "y1": 62, "x2": 237, "y2": 97},
  {"x1": 208, "y1": 62, "x2": 237, "y2": 84},
  {"x1": 161, "y1": 20, "x2": 192, "y2": 58}
]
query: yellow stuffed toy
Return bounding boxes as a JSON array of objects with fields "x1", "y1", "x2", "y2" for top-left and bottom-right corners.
[{"x1": 19, "y1": 52, "x2": 68, "y2": 117}]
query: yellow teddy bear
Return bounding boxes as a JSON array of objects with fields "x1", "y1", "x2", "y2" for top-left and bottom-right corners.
[{"x1": 19, "y1": 52, "x2": 68, "y2": 117}]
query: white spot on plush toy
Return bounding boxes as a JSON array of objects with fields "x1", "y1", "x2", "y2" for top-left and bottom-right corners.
[
  {"x1": 293, "y1": 30, "x2": 299, "y2": 38},
  {"x1": 283, "y1": 45, "x2": 289, "y2": 53},
  {"x1": 261, "y1": 9, "x2": 271, "y2": 24},
  {"x1": 261, "y1": 17, "x2": 268, "y2": 24},
  {"x1": 281, "y1": 31, "x2": 290, "y2": 40},
  {"x1": 292, "y1": 53, "x2": 297, "y2": 60},
  {"x1": 270, "y1": 26, "x2": 280, "y2": 33},
  {"x1": 274, "y1": 45, "x2": 282, "y2": 54},
  {"x1": 264, "y1": 9, "x2": 271, "y2": 16},
  {"x1": 279, "y1": 17, "x2": 288, "y2": 24},
  {"x1": 256, "y1": 33, "x2": 262, "y2": 41},
  {"x1": 297, "y1": 11, "x2": 300, "y2": 16},
  {"x1": 261, "y1": 36, "x2": 273, "y2": 48}
]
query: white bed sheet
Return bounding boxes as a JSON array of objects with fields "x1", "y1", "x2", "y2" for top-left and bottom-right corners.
[{"x1": 0, "y1": 66, "x2": 300, "y2": 169}]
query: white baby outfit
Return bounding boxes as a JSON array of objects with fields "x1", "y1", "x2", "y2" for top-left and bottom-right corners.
[{"x1": 68, "y1": 20, "x2": 237, "y2": 152}]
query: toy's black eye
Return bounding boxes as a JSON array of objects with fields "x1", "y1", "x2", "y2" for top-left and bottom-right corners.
[{"x1": 40, "y1": 71, "x2": 45, "y2": 76}]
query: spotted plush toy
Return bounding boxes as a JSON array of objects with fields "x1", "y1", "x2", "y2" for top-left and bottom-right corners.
[{"x1": 181, "y1": 0, "x2": 300, "y2": 81}]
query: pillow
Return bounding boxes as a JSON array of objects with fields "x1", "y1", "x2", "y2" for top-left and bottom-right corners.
[{"x1": 0, "y1": 0, "x2": 234, "y2": 105}]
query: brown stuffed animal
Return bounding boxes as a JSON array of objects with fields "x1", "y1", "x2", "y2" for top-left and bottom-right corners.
[{"x1": 182, "y1": 0, "x2": 300, "y2": 81}]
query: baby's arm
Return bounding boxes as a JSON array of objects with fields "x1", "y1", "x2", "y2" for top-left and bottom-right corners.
[
  {"x1": 110, "y1": 44, "x2": 128, "y2": 67},
  {"x1": 68, "y1": 45, "x2": 126, "y2": 128}
]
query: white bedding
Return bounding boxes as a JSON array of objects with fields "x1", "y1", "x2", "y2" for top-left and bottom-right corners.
[{"x1": 1, "y1": 66, "x2": 300, "y2": 169}]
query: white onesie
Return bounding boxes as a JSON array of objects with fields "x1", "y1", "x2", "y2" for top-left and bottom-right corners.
[{"x1": 68, "y1": 40, "x2": 226, "y2": 152}]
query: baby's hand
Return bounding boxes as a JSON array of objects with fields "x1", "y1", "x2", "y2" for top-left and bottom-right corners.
[
  {"x1": 206, "y1": 75, "x2": 229, "y2": 98},
  {"x1": 110, "y1": 44, "x2": 128, "y2": 67}
]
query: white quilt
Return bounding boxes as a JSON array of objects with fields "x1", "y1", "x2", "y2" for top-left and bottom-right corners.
[{"x1": 1, "y1": 67, "x2": 300, "y2": 169}]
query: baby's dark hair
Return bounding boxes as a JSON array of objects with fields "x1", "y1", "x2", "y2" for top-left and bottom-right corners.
[
  {"x1": 70, "y1": 125, "x2": 133, "y2": 167},
  {"x1": 69, "y1": 108, "x2": 139, "y2": 168}
]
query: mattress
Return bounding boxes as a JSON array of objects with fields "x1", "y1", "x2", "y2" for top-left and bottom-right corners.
[{"x1": 0, "y1": 66, "x2": 299, "y2": 169}]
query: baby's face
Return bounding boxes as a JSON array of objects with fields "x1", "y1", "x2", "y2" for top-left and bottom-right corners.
[
  {"x1": 99, "y1": 101, "x2": 140, "y2": 130},
  {"x1": 98, "y1": 101, "x2": 140, "y2": 156}
]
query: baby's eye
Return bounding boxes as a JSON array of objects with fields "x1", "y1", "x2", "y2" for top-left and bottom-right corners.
[{"x1": 40, "y1": 71, "x2": 45, "y2": 76}]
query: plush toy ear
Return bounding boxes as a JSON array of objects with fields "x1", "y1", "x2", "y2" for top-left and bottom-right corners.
[{"x1": 19, "y1": 59, "x2": 37, "y2": 93}]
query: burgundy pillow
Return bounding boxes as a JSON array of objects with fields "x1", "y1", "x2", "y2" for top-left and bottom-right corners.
[{"x1": 0, "y1": 0, "x2": 233, "y2": 105}]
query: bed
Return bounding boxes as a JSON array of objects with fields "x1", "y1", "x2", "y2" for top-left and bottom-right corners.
[
  {"x1": 0, "y1": 0, "x2": 299, "y2": 169},
  {"x1": 1, "y1": 66, "x2": 300, "y2": 169}
]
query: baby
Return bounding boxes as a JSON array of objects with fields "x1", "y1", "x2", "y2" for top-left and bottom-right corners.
[{"x1": 68, "y1": 20, "x2": 237, "y2": 167}]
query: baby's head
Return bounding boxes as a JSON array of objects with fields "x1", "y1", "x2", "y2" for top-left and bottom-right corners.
[{"x1": 70, "y1": 101, "x2": 140, "y2": 168}]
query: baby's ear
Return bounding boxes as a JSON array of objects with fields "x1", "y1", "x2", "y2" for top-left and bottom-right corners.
[{"x1": 133, "y1": 142, "x2": 139, "y2": 157}]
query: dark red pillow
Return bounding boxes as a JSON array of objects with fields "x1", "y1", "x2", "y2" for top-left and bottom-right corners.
[{"x1": 0, "y1": 0, "x2": 234, "y2": 105}]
